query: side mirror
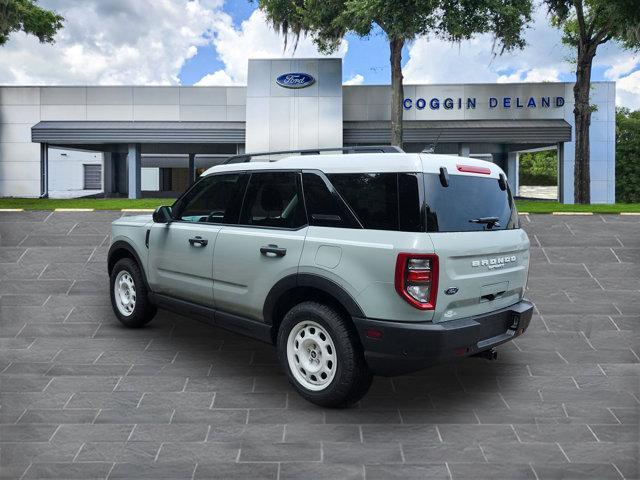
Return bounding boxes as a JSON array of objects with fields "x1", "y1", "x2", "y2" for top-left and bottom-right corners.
[{"x1": 152, "y1": 206, "x2": 173, "y2": 224}]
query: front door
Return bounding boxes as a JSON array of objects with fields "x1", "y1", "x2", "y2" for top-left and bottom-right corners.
[
  {"x1": 147, "y1": 172, "x2": 248, "y2": 306},
  {"x1": 213, "y1": 171, "x2": 308, "y2": 320}
]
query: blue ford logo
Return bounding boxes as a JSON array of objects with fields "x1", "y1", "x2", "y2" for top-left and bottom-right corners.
[{"x1": 276, "y1": 72, "x2": 315, "y2": 89}]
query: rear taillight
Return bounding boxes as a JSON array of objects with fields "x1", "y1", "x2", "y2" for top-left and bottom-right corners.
[{"x1": 395, "y1": 253, "x2": 439, "y2": 310}]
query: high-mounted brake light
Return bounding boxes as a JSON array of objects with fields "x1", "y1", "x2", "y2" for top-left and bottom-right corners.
[
  {"x1": 457, "y1": 164, "x2": 491, "y2": 175},
  {"x1": 395, "y1": 253, "x2": 439, "y2": 310}
]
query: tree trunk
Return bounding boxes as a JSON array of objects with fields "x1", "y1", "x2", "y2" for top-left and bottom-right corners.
[
  {"x1": 573, "y1": 46, "x2": 595, "y2": 204},
  {"x1": 390, "y1": 37, "x2": 404, "y2": 148}
]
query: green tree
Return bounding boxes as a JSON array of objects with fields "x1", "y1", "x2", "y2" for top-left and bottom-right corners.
[
  {"x1": 544, "y1": 0, "x2": 640, "y2": 204},
  {"x1": 616, "y1": 107, "x2": 640, "y2": 203},
  {"x1": 0, "y1": 0, "x2": 63, "y2": 45},
  {"x1": 258, "y1": 0, "x2": 532, "y2": 147},
  {"x1": 519, "y1": 150, "x2": 558, "y2": 186}
]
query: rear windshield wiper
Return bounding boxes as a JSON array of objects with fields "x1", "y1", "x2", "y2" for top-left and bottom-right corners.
[{"x1": 469, "y1": 217, "x2": 500, "y2": 229}]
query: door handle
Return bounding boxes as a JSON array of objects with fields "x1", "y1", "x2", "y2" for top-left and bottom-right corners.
[
  {"x1": 188, "y1": 236, "x2": 208, "y2": 247},
  {"x1": 260, "y1": 244, "x2": 287, "y2": 257}
]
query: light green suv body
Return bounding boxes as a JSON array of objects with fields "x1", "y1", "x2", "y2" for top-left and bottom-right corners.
[{"x1": 108, "y1": 152, "x2": 533, "y2": 405}]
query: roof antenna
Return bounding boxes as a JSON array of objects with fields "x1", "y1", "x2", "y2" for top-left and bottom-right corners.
[{"x1": 422, "y1": 130, "x2": 442, "y2": 154}]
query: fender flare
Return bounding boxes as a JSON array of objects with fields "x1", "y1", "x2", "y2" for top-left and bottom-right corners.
[
  {"x1": 262, "y1": 273, "x2": 364, "y2": 325},
  {"x1": 107, "y1": 240, "x2": 151, "y2": 292}
]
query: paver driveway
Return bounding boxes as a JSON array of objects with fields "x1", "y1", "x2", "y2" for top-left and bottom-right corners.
[{"x1": 0, "y1": 211, "x2": 638, "y2": 480}]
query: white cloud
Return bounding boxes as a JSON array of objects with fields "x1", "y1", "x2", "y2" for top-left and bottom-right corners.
[
  {"x1": 403, "y1": 10, "x2": 571, "y2": 85},
  {"x1": 402, "y1": 8, "x2": 638, "y2": 108},
  {"x1": 0, "y1": 0, "x2": 223, "y2": 85},
  {"x1": 616, "y1": 70, "x2": 640, "y2": 110},
  {"x1": 604, "y1": 54, "x2": 639, "y2": 80},
  {"x1": 195, "y1": 70, "x2": 238, "y2": 86},
  {"x1": 197, "y1": 9, "x2": 348, "y2": 86},
  {"x1": 497, "y1": 67, "x2": 561, "y2": 83},
  {"x1": 343, "y1": 73, "x2": 364, "y2": 85}
]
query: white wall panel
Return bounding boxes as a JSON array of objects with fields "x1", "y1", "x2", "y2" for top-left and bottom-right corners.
[
  {"x1": 41, "y1": 87, "x2": 86, "y2": 105},
  {"x1": 133, "y1": 105, "x2": 180, "y2": 121},
  {"x1": 86, "y1": 87, "x2": 133, "y2": 105},
  {"x1": 133, "y1": 87, "x2": 179, "y2": 105},
  {"x1": 41, "y1": 105, "x2": 86, "y2": 121},
  {"x1": 179, "y1": 105, "x2": 227, "y2": 121},
  {"x1": 1, "y1": 124, "x2": 33, "y2": 143},
  {"x1": 0, "y1": 161, "x2": 41, "y2": 181},
  {"x1": 86, "y1": 105, "x2": 134, "y2": 121},
  {"x1": 226, "y1": 87, "x2": 247, "y2": 106},
  {"x1": 0, "y1": 87, "x2": 40, "y2": 105},
  {"x1": 227, "y1": 105, "x2": 245, "y2": 121},
  {"x1": 0, "y1": 142, "x2": 40, "y2": 163},
  {"x1": 0, "y1": 179, "x2": 40, "y2": 197},
  {"x1": 0, "y1": 105, "x2": 40, "y2": 124},
  {"x1": 180, "y1": 87, "x2": 227, "y2": 105},
  {"x1": 141, "y1": 167, "x2": 160, "y2": 191}
]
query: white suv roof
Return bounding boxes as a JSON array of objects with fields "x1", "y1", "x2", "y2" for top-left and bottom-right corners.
[{"x1": 203, "y1": 153, "x2": 503, "y2": 179}]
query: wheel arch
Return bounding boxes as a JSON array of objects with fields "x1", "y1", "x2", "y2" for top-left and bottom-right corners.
[
  {"x1": 263, "y1": 273, "x2": 365, "y2": 343},
  {"x1": 107, "y1": 241, "x2": 151, "y2": 292}
]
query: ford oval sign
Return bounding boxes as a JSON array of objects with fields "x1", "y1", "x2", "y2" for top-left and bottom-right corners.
[{"x1": 276, "y1": 73, "x2": 315, "y2": 89}]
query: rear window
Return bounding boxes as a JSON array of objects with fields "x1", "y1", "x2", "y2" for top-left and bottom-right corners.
[
  {"x1": 326, "y1": 173, "x2": 422, "y2": 232},
  {"x1": 424, "y1": 173, "x2": 518, "y2": 232}
]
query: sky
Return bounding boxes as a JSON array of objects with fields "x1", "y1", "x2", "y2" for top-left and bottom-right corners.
[{"x1": 0, "y1": 0, "x2": 638, "y2": 108}]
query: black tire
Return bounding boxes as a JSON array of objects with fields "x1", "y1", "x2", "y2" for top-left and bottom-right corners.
[
  {"x1": 277, "y1": 301, "x2": 372, "y2": 408},
  {"x1": 109, "y1": 257, "x2": 157, "y2": 328}
]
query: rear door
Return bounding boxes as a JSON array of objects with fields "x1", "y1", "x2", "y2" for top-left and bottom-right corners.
[
  {"x1": 212, "y1": 171, "x2": 308, "y2": 321},
  {"x1": 423, "y1": 169, "x2": 530, "y2": 323},
  {"x1": 147, "y1": 172, "x2": 247, "y2": 306}
]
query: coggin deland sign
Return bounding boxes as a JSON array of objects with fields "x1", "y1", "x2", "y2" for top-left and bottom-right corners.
[
  {"x1": 274, "y1": 71, "x2": 566, "y2": 112},
  {"x1": 403, "y1": 95, "x2": 565, "y2": 110}
]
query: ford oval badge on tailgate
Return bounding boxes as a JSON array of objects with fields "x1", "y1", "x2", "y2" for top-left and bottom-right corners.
[{"x1": 276, "y1": 73, "x2": 315, "y2": 89}]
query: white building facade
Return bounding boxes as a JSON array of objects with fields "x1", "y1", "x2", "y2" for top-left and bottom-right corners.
[{"x1": 0, "y1": 58, "x2": 616, "y2": 203}]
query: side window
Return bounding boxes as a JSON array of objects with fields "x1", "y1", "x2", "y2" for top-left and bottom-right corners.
[
  {"x1": 173, "y1": 173, "x2": 247, "y2": 224},
  {"x1": 302, "y1": 172, "x2": 359, "y2": 228},
  {"x1": 327, "y1": 173, "x2": 399, "y2": 231},
  {"x1": 239, "y1": 172, "x2": 306, "y2": 229}
]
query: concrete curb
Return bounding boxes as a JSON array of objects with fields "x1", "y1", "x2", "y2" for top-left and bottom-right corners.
[
  {"x1": 551, "y1": 212, "x2": 594, "y2": 215},
  {"x1": 54, "y1": 208, "x2": 94, "y2": 212}
]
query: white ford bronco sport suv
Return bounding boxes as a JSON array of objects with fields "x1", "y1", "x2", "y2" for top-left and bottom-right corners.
[{"x1": 108, "y1": 148, "x2": 533, "y2": 407}]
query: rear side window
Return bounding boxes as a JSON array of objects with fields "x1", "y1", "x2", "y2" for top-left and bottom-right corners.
[
  {"x1": 326, "y1": 173, "x2": 422, "y2": 232},
  {"x1": 302, "y1": 172, "x2": 359, "y2": 228},
  {"x1": 424, "y1": 173, "x2": 518, "y2": 232},
  {"x1": 239, "y1": 171, "x2": 306, "y2": 229}
]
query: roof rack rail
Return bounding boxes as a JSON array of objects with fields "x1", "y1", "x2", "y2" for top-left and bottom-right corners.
[{"x1": 223, "y1": 145, "x2": 403, "y2": 164}]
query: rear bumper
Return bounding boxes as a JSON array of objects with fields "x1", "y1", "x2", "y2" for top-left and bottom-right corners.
[{"x1": 353, "y1": 300, "x2": 533, "y2": 376}]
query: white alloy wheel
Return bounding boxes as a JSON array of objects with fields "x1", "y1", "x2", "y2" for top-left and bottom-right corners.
[
  {"x1": 114, "y1": 270, "x2": 136, "y2": 317},
  {"x1": 287, "y1": 320, "x2": 337, "y2": 391}
]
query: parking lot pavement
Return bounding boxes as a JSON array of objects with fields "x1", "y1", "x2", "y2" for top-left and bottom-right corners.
[{"x1": 0, "y1": 211, "x2": 638, "y2": 480}]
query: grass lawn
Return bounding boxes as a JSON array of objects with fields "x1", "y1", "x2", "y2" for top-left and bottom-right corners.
[
  {"x1": 515, "y1": 201, "x2": 640, "y2": 214},
  {"x1": 0, "y1": 197, "x2": 639, "y2": 213},
  {"x1": 0, "y1": 198, "x2": 168, "y2": 210}
]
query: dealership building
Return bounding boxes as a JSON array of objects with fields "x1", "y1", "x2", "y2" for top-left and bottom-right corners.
[{"x1": 0, "y1": 58, "x2": 616, "y2": 203}]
